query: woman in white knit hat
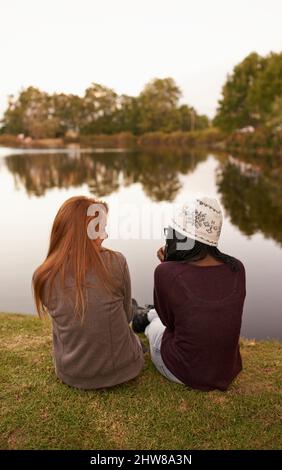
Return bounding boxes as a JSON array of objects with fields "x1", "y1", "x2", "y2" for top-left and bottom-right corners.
[{"x1": 132, "y1": 196, "x2": 246, "y2": 391}]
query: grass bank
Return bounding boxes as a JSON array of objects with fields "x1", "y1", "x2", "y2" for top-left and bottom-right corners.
[{"x1": 0, "y1": 313, "x2": 281, "y2": 450}]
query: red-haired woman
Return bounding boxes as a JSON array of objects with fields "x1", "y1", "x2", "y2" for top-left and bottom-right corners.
[{"x1": 33, "y1": 196, "x2": 144, "y2": 389}]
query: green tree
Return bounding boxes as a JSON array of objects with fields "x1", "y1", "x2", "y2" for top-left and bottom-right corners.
[
  {"x1": 214, "y1": 52, "x2": 265, "y2": 131},
  {"x1": 2, "y1": 87, "x2": 60, "y2": 138},
  {"x1": 82, "y1": 83, "x2": 118, "y2": 134},
  {"x1": 247, "y1": 52, "x2": 282, "y2": 124},
  {"x1": 266, "y1": 95, "x2": 282, "y2": 130},
  {"x1": 113, "y1": 95, "x2": 141, "y2": 134},
  {"x1": 214, "y1": 52, "x2": 282, "y2": 132},
  {"x1": 52, "y1": 93, "x2": 84, "y2": 136},
  {"x1": 138, "y1": 78, "x2": 182, "y2": 132},
  {"x1": 175, "y1": 105, "x2": 209, "y2": 131},
  {"x1": 1, "y1": 94, "x2": 23, "y2": 134}
]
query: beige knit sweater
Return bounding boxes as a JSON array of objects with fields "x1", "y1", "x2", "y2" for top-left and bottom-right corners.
[{"x1": 43, "y1": 250, "x2": 144, "y2": 389}]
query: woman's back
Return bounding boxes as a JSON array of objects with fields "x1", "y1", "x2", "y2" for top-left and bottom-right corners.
[
  {"x1": 44, "y1": 250, "x2": 144, "y2": 389},
  {"x1": 153, "y1": 259, "x2": 246, "y2": 391}
]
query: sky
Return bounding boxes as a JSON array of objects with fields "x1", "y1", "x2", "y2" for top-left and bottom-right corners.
[{"x1": 0, "y1": 0, "x2": 281, "y2": 119}]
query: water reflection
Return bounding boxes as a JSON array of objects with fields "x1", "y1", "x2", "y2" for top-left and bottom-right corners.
[
  {"x1": 1, "y1": 146, "x2": 282, "y2": 339},
  {"x1": 5, "y1": 149, "x2": 282, "y2": 246},
  {"x1": 217, "y1": 156, "x2": 282, "y2": 246},
  {"x1": 5, "y1": 149, "x2": 207, "y2": 201}
]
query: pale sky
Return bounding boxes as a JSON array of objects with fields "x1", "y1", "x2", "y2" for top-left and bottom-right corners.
[{"x1": 0, "y1": 0, "x2": 281, "y2": 119}]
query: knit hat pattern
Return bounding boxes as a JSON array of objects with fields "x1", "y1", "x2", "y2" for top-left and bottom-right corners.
[{"x1": 170, "y1": 196, "x2": 223, "y2": 246}]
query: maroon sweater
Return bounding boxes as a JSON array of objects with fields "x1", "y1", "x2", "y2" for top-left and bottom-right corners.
[{"x1": 154, "y1": 260, "x2": 246, "y2": 391}]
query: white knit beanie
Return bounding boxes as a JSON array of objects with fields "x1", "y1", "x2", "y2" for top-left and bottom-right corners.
[{"x1": 170, "y1": 196, "x2": 223, "y2": 247}]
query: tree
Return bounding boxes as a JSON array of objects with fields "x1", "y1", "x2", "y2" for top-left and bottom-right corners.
[
  {"x1": 2, "y1": 87, "x2": 60, "y2": 138},
  {"x1": 195, "y1": 114, "x2": 210, "y2": 130},
  {"x1": 265, "y1": 96, "x2": 282, "y2": 130},
  {"x1": 214, "y1": 52, "x2": 282, "y2": 132},
  {"x1": 82, "y1": 83, "x2": 118, "y2": 134},
  {"x1": 138, "y1": 78, "x2": 182, "y2": 132},
  {"x1": 175, "y1": 105, "x2": 209, "y2": 131},
  {"x1": 214, "y1": 52, "x2": 265, "y2": 131},
  {"x1": 247, "y1": 52, "x2": 282, "y2": 124},
  {"x1": 1, "y1": 94, "x2": 23, "y2": 134},
  {"x1": 52, "y1": 93, "x2": 84, "y2": 136},
  {"x1": 113, "y1": 95, "x2": 141, "y2": 134},
  {"x1": 177, "y1": 105, "x2": 192, "y2": 131}
]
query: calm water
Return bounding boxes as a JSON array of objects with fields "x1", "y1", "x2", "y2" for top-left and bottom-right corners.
[{"x1": 0, "y1": 146, "x2": 281, "y2": 340}]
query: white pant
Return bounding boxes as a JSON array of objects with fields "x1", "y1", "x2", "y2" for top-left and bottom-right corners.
[{"x1": 145, "y1": 309, "x2": 183, "y2": 384}]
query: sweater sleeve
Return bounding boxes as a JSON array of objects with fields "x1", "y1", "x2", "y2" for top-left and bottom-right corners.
[
  {"x1": 122, "y1": 257, "x2": 133, "y2": 323},
  {"x1": 153, "y1": 264, "x2": 175, "y2": 331}
]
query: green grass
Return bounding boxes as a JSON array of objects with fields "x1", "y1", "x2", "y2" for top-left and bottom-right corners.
[{"x1": 0, "y1": 313, "x2": 281, "y2": 450}]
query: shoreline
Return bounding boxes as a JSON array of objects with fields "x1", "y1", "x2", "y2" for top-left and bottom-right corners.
[
  {"x1": 0, "y1": 129, "x2": 281, "y2": 159},
  {"x1": 1, "y1": 311, "x2": 281, "y2": 343}
]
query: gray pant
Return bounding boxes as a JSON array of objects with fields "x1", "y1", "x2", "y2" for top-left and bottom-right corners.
[{"x1": 145, "y1": 309, "x2": 183, "y2": 384}]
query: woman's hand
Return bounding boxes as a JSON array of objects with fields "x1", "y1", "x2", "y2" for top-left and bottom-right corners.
[{"x1": 157, "y1": 246, "x2": 166, "y2": 262}]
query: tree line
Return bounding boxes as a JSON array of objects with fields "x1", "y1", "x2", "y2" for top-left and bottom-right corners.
[
  {"x1": 0, "y1": 78, "x2": 209, "y2": 139},
  {"x1": 1, "y1": 51, "x2": 281, "y2": 139}
]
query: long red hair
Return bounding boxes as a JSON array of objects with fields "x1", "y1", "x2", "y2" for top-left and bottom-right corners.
[{"x1": 32, "y1": 195, "x2": 115, "y2": 321}]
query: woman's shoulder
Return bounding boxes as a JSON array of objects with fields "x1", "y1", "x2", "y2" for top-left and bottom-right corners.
[
  {"x1": 235, "y1": 258, "x2": 246, "y2": 278},
  {"x1": 100, "y1": 248, "x2": 127, "y2": 267},
  {"x1": 100, "y1": 247, "x2": 125, "y2": 258},
  {"x1": 154, "y1": 260, "x2": 182, "y2": 283},
  {"x1": 228, "y1": 256, "x2": 245, "y2": 274}
]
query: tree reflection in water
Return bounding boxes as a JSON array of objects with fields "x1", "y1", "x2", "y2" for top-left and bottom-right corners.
[
  {"x1": 5, "y1": 149, "x2": 282, "y2": 245},
  {"x1": 5, "y1": 149, "x2": 207, "y2": 201},
  {"x1": 217, "y1": 157, "x2": 282, "y2": 245}
]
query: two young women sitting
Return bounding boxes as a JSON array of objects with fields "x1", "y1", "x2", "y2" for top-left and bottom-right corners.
[{"x1": 33, "y1": 195, "x2": 246, "y2": 392}]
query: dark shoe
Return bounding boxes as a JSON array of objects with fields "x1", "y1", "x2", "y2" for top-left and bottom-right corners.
[
  {"x1": 131, "y1": 299, "x2": 151, "y2": 334},
  {"x1": 132, "y1": 311, "x2": 150, "y2": 333},
  {"x1": 132, "y1": 299, "x2": 151, "y2": 333}
]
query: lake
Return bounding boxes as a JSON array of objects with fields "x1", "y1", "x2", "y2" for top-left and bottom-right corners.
[{"x1": 0, "y1": 146, "x2": 281, "y2": 340}]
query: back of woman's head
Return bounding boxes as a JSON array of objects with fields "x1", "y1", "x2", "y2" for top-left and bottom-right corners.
[
  {"x1": 164, "y1": 195, "x2": 240, "y2": 271},
  {"x1": 33, "y1": 196, "x2": 113, "y2": 321},
  {"x1": 164, "y1": 228, "x2": 240, "y2": 271}
]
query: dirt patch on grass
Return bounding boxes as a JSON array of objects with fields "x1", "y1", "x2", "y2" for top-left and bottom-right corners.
[
  {"x1": 178, "y1": 399, "x2": 190, "y2": 412},
  {"x1": 209, "y1": 394, "x2": 227, "y2": 405}
]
